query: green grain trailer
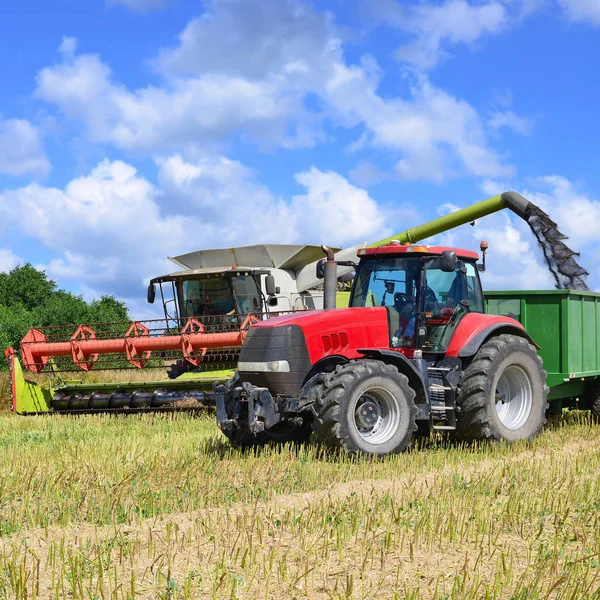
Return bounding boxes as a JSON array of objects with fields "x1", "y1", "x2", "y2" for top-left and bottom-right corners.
[{"x1": 485, "y1": 290, "x2": 600, "y2": 412}]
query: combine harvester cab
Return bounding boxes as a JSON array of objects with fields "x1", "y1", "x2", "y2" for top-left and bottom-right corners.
[{"x1": 5, "y1": 244, "x2": 356, "y2": 415}]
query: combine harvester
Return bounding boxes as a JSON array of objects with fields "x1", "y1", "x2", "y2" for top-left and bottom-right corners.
[
  {"x1": 5, "y1": 244, "x2": 356, "y2": 414},
  {"x1": 214, "y1": 192, "x2": 600, "y2": 451}
]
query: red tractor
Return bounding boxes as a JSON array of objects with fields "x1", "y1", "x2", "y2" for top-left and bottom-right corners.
[{"x1": 215, "y1": 237, "x2": 548, "y2": 455}]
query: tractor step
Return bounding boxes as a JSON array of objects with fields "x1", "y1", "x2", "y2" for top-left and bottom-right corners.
[{"x1": 428, "y1": 366, "x2": 457, "y2": 429}]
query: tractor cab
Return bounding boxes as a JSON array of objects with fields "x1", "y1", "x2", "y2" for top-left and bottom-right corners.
[{"x1": 349, "y1": 243, "x2": 484, "y2": 353}]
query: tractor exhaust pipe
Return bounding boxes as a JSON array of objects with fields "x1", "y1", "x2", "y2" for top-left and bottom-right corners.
[{"x1": 321, "y1": 245, "x2": 338, "y2": 310}]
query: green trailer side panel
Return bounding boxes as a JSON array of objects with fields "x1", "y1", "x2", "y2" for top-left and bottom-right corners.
[{"x1": 485, "y1": 290, "x2": 600, "y2": 399}]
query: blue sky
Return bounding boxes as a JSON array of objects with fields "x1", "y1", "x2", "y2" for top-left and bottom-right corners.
[{"x1": 1, "y1": 0, "x2": 600, "y2": 314}]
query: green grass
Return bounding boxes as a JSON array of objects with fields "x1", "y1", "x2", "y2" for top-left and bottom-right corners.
[{"x1": 0, "y1": 410, "x2": 599, "y2": 598}]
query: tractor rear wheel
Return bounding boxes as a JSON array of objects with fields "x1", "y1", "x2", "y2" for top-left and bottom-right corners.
[
  {"x1": 312, "y1": 360, "x2": 418, "y2": 455},
  {"x1": 456, "y1": 334, "x2": 548, "y2": 442},
  {"x1": 220, "y1": 374, "x2": 312, "y2": 448}
]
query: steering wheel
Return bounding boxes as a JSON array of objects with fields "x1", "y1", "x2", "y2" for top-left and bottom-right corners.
[{"x1": 393, "y1": 292, "x2": 412, "y2": 308}]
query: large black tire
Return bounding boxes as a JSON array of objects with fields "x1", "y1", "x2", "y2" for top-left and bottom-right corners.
[
  {"x1": 456, "y1": 334, "x2": 548, "y2": 442},
  {"x1": 312, "y1": 360, "x2": 418, "y2": 455},
  {"x1": 220, "y1": 374, "x2": 312, "y2": 448}
]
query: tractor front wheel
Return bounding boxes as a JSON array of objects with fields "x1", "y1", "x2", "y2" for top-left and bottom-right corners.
[
  {"x1": 456, "y1": 334, "x2": 548, "y2": 442},
  {"x1": 312, "y1": 360, "x2": 418, "y2": 455}
]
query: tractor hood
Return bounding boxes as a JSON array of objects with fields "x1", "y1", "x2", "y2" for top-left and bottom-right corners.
[{"x1": 251, "y1": 307, "x2": 391, "y2": 364}]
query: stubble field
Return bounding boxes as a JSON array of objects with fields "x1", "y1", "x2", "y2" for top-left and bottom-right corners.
[{"x1": 0, "y1": 375, "x2": 599, "y2": 599}]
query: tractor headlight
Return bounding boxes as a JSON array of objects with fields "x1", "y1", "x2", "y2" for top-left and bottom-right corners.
[{"x1": 238, "y1": 360, "x2": 291, "y2": 373}]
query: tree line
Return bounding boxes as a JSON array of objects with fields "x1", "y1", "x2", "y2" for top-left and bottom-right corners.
[{"x1": 0, "y1": 264, "x2": 130, "y2": 365}]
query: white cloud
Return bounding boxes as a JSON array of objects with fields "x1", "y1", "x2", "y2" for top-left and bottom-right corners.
[
  {"x1": 35, "y1": 53, "x2": 307, "y2": 152},
  {"x1": 107, "y1": 0, "x2": 165, "y2": 11},
  {"x1": 156, "y1": 0, "x2": 337, "y2": 85},
  {"x1": 35, "y1": 0, "x2": 513, "y2": 181},
  {"x1": 394, "y1": 0, "x2": 509, "y2": 70},
  {"x1": 0, "y1": 155, "x2": 392, "y2": 302},
  {"x1": 326, "y1": 68, "x2": 513, "y2": 180},
  {"x1": 488, "y1": 109, "x2": 533, "y2": 135},
  {"x1": 0, "y1": 118, "x2": 50, "y2": 177},
  {"x1": 0, "y1": 160, "x2": 189, "y2": 298},
  {"x1": 158, "y1": 154, "x2": 391, "y2": 247},
  {"x1": 521, "y1": 176, "x2": 600, "y2": 244},
  {"x1": 0, "y1": 248, "x2": 23, "y2": 273},
  {"x1": 291, "y1": 168, "x2": 391, "y2": 244},
  {"x1": 557, "y1": 0, "x2": 600, "y2": 24},
  {"x1": 58, "y1": 36, "x2": 77, "y2": 58}
]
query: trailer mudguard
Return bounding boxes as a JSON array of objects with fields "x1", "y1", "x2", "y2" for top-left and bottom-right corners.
[{"x1": 445, "y1": 313, "x2": 539, "y2": 359}]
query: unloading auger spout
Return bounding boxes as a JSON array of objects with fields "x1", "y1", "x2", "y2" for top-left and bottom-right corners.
[
  {"x1": 370, "y1": 191, "x2": 589, "y2": 292},
  {"x1": 372, "y1": 191, "x2": 531, "y2": 247}
]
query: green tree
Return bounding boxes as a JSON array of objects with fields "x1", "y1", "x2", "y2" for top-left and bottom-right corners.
[
  {"x1": 0, "y1": 264, "x2": 56, "y2": 311},
  {"x1": 33, "y1": 290, "x2": 93, "y2": 327},
  {"x1": 89, "y1": 296, "x2": 129, "y2": 323},
  {"x1": 0, "y1": 304, "x2": 33, "y2": 354}
]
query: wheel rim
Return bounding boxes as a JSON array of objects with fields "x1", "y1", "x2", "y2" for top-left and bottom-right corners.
[
  {"x1": 495, "y1": 365, "x2": 533, "y2": 430},
  {"x1": 354, "y1": 387, "x2": 401, "y2": 445}
]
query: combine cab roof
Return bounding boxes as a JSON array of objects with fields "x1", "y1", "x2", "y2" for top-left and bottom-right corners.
[
  {"x1": 152, "y1": 266, "x2": 271, "y2": 282},
  {"x1": 169, "y1": 244, "x2": 341, "y2": 272},
  {"x1": 360, "y1": 243, "x2": 479, "y2": 261}
]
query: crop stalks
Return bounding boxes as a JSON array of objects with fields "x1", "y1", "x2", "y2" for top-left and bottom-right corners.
[{"x1": 0, "y1": 411, "x2": 599, "y2": 598}]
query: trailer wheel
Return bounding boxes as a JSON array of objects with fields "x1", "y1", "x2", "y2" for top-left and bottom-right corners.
[
  {"x1": 220, "y1": 374, "x2": 312, "y2": 448},
  {"x1": 583, "y1": 382, "x2": 600, "y2": 423},
  {"x1": 312, "y1": 360, "x2": 418, "y2": 455},
  {"x1": 456, "y1": 334, "x2": 548, "y2": 441}
]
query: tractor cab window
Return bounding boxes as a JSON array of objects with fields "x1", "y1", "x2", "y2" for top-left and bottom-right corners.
[
  {"x1": 422, "y1": 259, "x2": 483, "y2": 352},
  {"x1": 465, "y1": 262, "x2": 484, "y2": 312},
  {"x1": 232, "y1": 275, "x2": 262, "y2": 314},
  {"x1": 180, "y1": 277, "x2": 235, "y2": 318}
]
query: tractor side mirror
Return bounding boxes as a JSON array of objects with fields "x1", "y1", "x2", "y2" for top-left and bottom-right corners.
[
  {"x1": 265, "y1": 275, "x2": 277, "y2": 296},
  {"x1": 316, "y1": 259, "x2": 326, "y2": 279},
  {"x1": 147, "y1": 283, "x2": 156, "y2": 304},
  {"x1": 385, "y1": 281, "x2": 395, "y2": 294},
  {"x1": 440, "y1": 250, "x2": 458, "y2": 272}
]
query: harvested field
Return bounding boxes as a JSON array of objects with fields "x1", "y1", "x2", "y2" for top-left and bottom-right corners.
[{"x1": 0, "y1": 408, "x2": 599, "y2": 599}]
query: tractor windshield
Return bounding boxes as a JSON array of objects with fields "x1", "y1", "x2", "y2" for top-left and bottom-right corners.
[{"x1": 350, "y1": 257, "x2": 420, "y2": 347}]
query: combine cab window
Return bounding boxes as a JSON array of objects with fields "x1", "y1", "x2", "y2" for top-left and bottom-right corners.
[
  {"x1": 181, "y1": 278, "x2": 235, "y2": 318},
  {"x1": 232, "y1": 275, "x2": 262, "y2": 314}
]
